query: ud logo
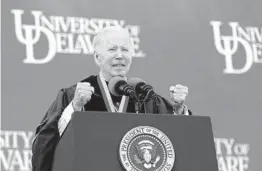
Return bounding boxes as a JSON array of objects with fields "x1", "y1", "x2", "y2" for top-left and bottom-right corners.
[
  {"x1": 119, "y1": 126, "x2": 175, "y2": 171},
  {"x1": 11, "y1": 9, "x2": 145, "y2": 64},
  {"x1": 210, "y1": 21, "x2": 262, "y2": 74}
]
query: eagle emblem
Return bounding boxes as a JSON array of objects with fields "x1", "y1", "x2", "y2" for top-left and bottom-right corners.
[
  {"x1": 134, "y1": 140, "x2": 160, "y2": 169},
  {"x1": 119, "y1": 126, "x2": 175, "y2": 171}
]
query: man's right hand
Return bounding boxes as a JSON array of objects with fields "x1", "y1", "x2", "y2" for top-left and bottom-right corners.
[{"x1": 72, "y1": 82, "x2": 94, "y2": 111}]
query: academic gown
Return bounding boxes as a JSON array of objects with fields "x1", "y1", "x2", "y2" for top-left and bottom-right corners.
[{"x1": 31, "y1": 75, "x2": 190, "y2": 171}]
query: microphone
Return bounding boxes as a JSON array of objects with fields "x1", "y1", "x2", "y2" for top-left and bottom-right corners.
[
  {"x1": 108, "y1": 76, "x2": 137, "y2": 99},
  {"x1": 127, "y1": 77, "x2": 154, "y2": 96}
]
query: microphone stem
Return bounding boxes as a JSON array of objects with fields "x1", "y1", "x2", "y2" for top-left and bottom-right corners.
[{"x1": 135, "y1": 101, "x2": 140, "y2": 113}]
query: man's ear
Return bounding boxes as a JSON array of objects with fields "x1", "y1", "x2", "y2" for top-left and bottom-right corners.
[{"x1": 93, "y1": 51, "x2": 100, "y2": 66}]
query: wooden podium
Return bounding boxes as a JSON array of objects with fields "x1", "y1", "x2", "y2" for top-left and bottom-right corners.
[{"x1": 52, "y1": 112, "x2": 218, "y2": 171}]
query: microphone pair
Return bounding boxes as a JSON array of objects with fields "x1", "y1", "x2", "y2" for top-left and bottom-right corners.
[{"x1": 108, "y1": 76, "x2": 154, "y2": 101}]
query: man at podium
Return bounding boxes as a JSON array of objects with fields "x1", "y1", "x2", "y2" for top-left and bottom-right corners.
[{"x1": 31, "y1": 26, "x2": 191, "y2": 171}]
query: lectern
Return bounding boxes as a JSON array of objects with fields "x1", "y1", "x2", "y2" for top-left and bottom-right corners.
[{"x1": 52, "y1": 112, "x2": 218, "y2": 171}]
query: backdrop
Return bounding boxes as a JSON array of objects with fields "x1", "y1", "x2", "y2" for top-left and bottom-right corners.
[{"x1": 1, "y1": 0, "x2": 261, "y2": 171}]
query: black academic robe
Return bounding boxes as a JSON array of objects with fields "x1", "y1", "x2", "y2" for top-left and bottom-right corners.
[{"x1": 31, "y1": 75, "x2": 190, "y2": 171}]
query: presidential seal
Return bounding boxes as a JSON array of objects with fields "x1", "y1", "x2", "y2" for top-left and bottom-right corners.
[{"x1": 119, "y1": 126, "x2": 175, "y2": 171}]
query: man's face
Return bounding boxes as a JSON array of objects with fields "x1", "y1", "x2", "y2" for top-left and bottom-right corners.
[{"x1": 95, "y1": 31, "x2": 133, "y2": 78}]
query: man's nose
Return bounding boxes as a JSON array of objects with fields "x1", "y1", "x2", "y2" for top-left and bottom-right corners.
[{"x1": 116, "y1": 49, "x2": 124, "y2": 59}]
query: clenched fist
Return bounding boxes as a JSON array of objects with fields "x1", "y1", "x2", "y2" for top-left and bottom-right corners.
[
  {"x1": 169, "y1": 84, "x2": 188, "y2": 106},
  {"x1": 72, "y1": 82, "x2": 94, "y2": 111}
]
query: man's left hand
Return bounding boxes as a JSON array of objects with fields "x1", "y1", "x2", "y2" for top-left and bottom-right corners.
[{"x1": 169, "y1": 84, "x2": 188, "y2": 106}]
